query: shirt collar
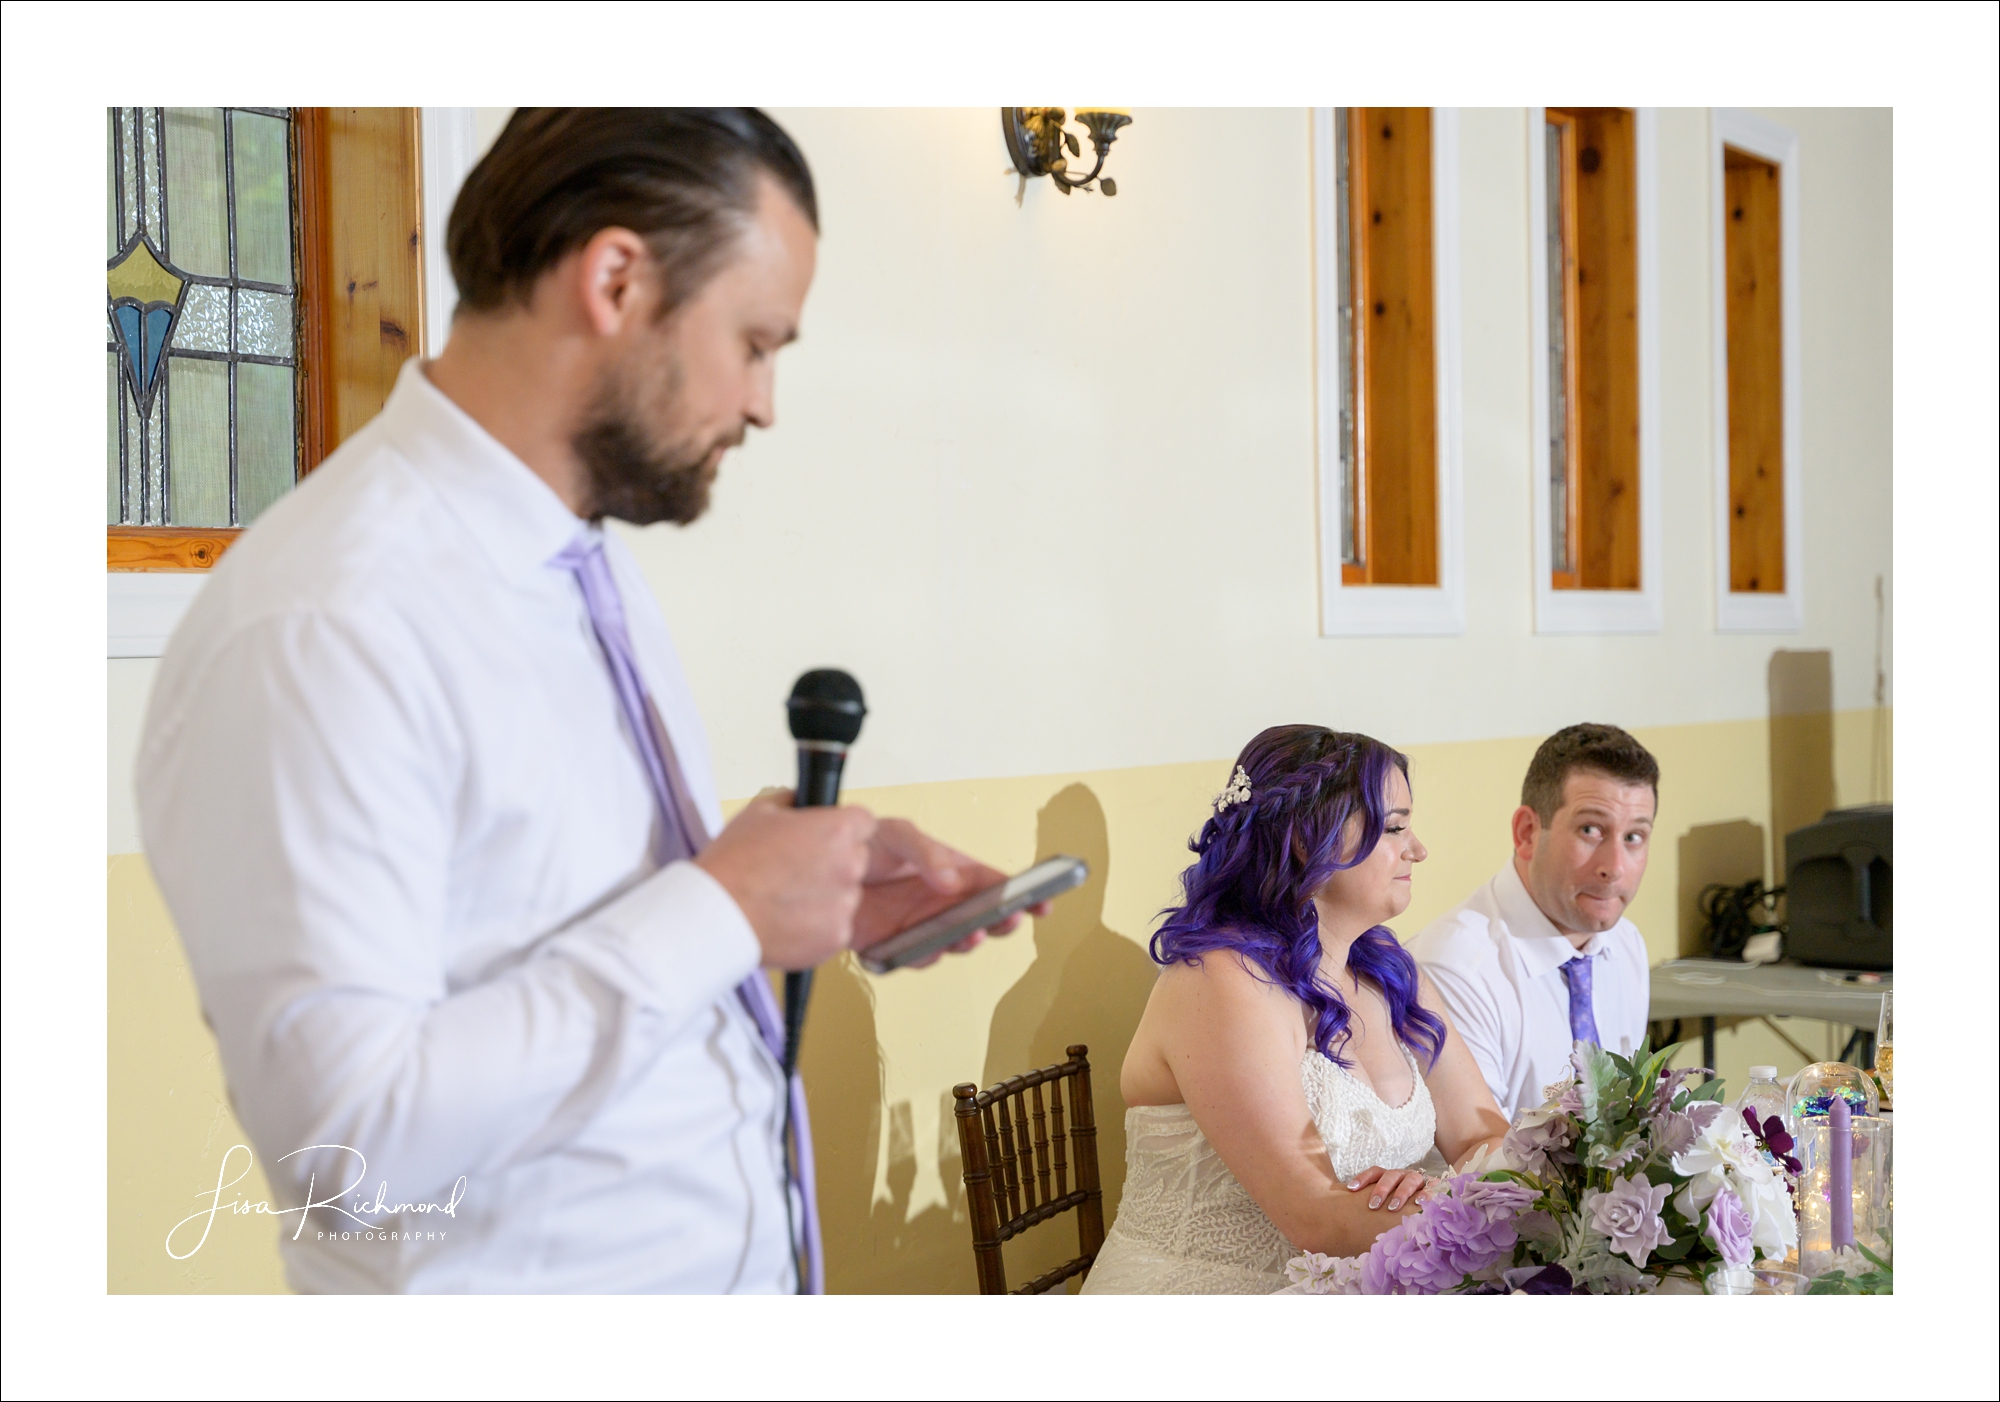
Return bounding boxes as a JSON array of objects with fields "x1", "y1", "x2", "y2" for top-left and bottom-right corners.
[
  {"x1": 1493, "y1": 859, "x2": 1611, "y2": 978},
  {"x1": 375, "y1": 358, "x2": 588, "y2": 583}
]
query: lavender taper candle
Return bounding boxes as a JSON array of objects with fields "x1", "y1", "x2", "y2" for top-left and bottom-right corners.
[{"x1": 1828, "y1": 1093, "x2": 1854, "y2": 1251}]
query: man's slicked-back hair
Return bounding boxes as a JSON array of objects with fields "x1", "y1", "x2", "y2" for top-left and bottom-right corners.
[
  {"x1": 1521, "y1": 723, "x2": 1660, "y2": 825},
  {"x1": 447, "y1": 107, "x2": 817, "y2": 319}
]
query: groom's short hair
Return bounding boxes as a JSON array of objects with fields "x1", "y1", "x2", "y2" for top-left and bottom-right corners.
[{"x1": 1522, "y1": 724, "x2": 1659, "y2": 825}]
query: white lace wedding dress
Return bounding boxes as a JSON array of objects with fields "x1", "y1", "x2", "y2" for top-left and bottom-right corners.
[{"x1": 1080, "y1": 1044, "x2": 1437, "y2": 1294}]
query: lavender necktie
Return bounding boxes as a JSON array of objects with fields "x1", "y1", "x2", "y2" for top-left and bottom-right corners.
[
  {"x1": 1559, "y1": 955, "x2": 1602, "y2": 1048},
  {"x1": 552, "y1": 533, "x2": 822, "y2": 1294}
]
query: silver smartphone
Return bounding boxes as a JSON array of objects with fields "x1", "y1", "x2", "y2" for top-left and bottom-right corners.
[{"x1": 856, "y1": 856, "x2": 1088, "y2": 974}]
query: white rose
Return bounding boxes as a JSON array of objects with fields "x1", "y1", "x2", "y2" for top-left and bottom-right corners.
[
  {"x1": 1671, "y1": 1113, "x2": 1764, "y2": 1216},
  {"x1": 1728, "y1": 1154, "x2": 1798, "y2": 1256},
  {"x1": 1671, "y1": 1115, "x2": 1796, "y2": 1257}
]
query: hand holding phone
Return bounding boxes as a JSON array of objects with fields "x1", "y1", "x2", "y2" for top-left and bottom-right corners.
[{"x1": 856, "y1": 856, "x2": 1088, "y2": 974}]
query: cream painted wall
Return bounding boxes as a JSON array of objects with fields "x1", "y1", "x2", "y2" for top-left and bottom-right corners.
[
  {"x1": 614, "y1": 107, "x2": 1891, "y2": 800},
  {"x1": 107, "y1": 106, "x2": 1893, "y2": 843},
  {"x1": 108, "y1": 708, "x2": 1888, "y2": 1292},
  {"x1": 105, "y1": 107, "x2": 1892, "y2": 1291}
]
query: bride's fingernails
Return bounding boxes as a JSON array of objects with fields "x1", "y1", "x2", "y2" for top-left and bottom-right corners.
[
  {"x1": 1369, "y1": 1196, "x2": 1383, "y2": 1209},
  {"x1": 1386, "y1": 1198, "x2": 1403, "y2": 1211},
  {"x1": 1346, "y1": 1181, "x2": 1362, "y2": 1191}
]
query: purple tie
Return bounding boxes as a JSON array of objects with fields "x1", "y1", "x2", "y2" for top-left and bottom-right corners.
[
  {"x1": 553, "y1": 533, "x2": 822, "y2": 1294},
  {"x1": 1559, "y1": 956, "x2": 1602, "y2": 1048}
]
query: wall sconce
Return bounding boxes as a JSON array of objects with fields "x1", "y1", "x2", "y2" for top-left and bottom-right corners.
[{"x1": 1002, "y1": 107, "x2": 1133, "y2": 197}]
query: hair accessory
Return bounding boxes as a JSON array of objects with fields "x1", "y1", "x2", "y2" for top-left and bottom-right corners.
[{"x1": 1215, "y1": 765, "x2": 1253, "y2": 813}]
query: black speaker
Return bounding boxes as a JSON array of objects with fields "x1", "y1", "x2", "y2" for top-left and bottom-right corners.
[{"x1": 1784, "y1": 805, "x2": 1891, "y2": 970}]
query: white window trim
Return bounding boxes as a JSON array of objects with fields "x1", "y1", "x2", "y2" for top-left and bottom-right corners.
[
  {"x1": 1312, "y1": 106, "x2": 1464, "y2": 637},
  {"x1": 1524, "y1": 107, "x2": 1663, "y2": 634},
  {"x1": 108, "y1": 573, "x2": 206, "y2": 659},
  {"x1": 419, "y1": 107, "x2": 480, "y2": 354},
  {"x1": 108, "y1": 108, "x2": 484, "y2": 659},
  {"x1": 1709, "y1": 108, "x2": 1804, "y2": 634}
]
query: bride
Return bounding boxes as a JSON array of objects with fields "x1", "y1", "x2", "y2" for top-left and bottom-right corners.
[{"x1": 1082, "y1": 725, "x2": 1509, "y2": 1294}]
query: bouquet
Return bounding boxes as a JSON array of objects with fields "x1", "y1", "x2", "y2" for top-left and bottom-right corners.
[{"x1": 1286, "y1": 1040, "x2": 1799, "y2": 1294}]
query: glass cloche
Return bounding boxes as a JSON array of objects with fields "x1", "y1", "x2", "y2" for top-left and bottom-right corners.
[{"x1": 1787, "y1": 1060, "x2": 1880, "y2": 1128}]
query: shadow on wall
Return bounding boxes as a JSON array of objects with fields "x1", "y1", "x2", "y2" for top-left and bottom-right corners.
[
  {"x1": 799, "y1": 953, "x2": 979, "y2": 1294},
  {"x1": 981, "y1": 783, "x2": 1158, "y2": 1286},
  {"x1": 804, "y1": 782, "x2": 1159, "y2": 1293},
  {"x1": 1676, "y1": 819, "x2": 1767, "y2": 959},
  {"x1": 1768, "y1": 649, "x2": 1836, "y2": 881}
]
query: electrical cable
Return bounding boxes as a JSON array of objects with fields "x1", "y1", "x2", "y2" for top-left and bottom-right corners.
[{"x1": 1699, "y1": 879, "x2": 1785, "y2": 960}]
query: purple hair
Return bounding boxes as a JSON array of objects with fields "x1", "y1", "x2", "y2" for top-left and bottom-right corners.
[{"x1": 1150, "y1": 725, "x2": 1447, "y2": 1071}]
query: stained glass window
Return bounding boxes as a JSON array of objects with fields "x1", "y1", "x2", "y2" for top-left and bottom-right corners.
[{"x1": 107, "y1": 107, "x2": 299, "y2": 529}]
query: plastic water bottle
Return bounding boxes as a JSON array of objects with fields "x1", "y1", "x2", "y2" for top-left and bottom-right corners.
[{"x1": 1736, "y1": 1066, "x2": 1788, "y2": 1151}]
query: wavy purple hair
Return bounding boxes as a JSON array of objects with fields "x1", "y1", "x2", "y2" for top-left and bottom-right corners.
[{"x1": 1150, "y1": 725, "x2": 1447, "y2": 1070}]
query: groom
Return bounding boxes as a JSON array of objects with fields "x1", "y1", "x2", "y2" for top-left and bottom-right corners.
[{"x1": 1408, "y1": 724, "x2": 1657, "y2": 1118}]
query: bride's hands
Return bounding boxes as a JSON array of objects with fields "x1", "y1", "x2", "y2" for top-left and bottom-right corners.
[{"x1": 1343, "y1": 1165, "x2": 1431, "y2": 1213}]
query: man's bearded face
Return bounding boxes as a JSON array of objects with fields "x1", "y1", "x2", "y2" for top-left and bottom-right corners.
[{"x1": 572, "y1": 336, "x2": 742, "y2": 527}]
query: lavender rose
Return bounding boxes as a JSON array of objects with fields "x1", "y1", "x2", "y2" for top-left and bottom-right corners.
[
  {"x1": 1584, "y1": 1174, "x2": 1675, "y2": 1268},
  {"x1": 1702, "y1": 1185, "x2": 1755, "y2": 1268},
  {"x1": 1502, "y1": 1104, "x2": 1574, "y2": 1176}
]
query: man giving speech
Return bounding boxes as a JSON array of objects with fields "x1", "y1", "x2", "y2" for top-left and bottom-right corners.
[{"x1": 137, "y1": 109, "x2": 1027, "y2": 1293}]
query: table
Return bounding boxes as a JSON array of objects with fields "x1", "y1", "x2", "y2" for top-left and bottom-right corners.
[{"x1": 1648, "y1": 959, "x2": 1892, "y2": 1068}]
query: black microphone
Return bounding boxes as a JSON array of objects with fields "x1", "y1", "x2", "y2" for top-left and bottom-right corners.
[{"x1": 782, "y1": 669, "x2": 867, "y2": 1076}]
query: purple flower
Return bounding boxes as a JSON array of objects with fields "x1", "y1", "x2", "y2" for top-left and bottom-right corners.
[
  {"x1": 1702, "y1": 1186, "x2": 1755, "y2": 1268},
  {"x1": 1468, "y1": 1264, "x2": 1576, "y2": 1295},
  {"x1": 1360, "y1": 1217, "x2": 1464, "y2": 1295},
  {"x1": 1355, "y1": 1175, "x2": 1541, "y2": 1294},
  {"x1": 1502, "y1": 1105, "x2": 1575, "y2": 1175},
  {"x1": 1424, "y1": 1194, "x2": 1520, "y2": 1277},
  {"x1": 1503, "y1": 1263, "x2": 1576, "y2": 1294},
  {"x1": 1740, "y1": 1106, "x2": 1803, "y2": 1175},
  {"x1": 1455, "y1": 1175, "x2": 1538, "y2": 1217},
  {"x1": 1585, "y1": 1174, "x2": 1675, "y2": 1269}
]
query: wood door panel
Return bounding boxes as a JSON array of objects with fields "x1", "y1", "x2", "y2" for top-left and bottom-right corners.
[
  {"x1": 1724, "y1": 145, "x2": 1785, "y2": 594},
  {"x1": 1352, "y1": 107, "x2": 1438, "y2": 586}
]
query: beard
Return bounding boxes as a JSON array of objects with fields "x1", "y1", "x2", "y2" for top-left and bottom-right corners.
[{"x1": 571, "y1": 354, "x2": 739, "y2": 526}]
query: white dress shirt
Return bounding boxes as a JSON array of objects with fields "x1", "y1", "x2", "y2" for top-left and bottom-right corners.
[
  {"x1": 137, "y1": 359, "x2": 793, "y2": 1293},
  {"x1": 1407, "y1": 861, "x2": 1649, "y2": 1120}
]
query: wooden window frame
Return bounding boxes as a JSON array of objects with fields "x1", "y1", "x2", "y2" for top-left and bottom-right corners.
[
  {"x1": 1526, "y1": 106, "x2": 1663, "y2": 635},
  {"x1": 107, "y1": 108, "x2": 425, "y2": 575},
  {"x1": 1313, "y1": 106, "x2": 1464, "y2": 637},
  {"x1": 1710, "y1": 109, "x2": 1803, "y2": 634}
]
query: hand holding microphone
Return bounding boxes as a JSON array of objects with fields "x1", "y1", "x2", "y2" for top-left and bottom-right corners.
[
  {"x1": 694, "y1": 793, "x2": 873, "y2": 971},
  {"x1": 698, "y1": 668, "x2": 1055, "y2": 983}
]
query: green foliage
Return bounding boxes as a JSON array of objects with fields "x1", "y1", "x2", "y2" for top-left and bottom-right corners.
[{"x1": 1807, "y1": 1241, "x2": 1894, "y2": 1295}]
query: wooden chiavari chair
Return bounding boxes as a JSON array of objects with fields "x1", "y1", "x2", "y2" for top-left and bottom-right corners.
[{"x1": 951, "y1": 1044, "x2": 1105, "y2": 1294}]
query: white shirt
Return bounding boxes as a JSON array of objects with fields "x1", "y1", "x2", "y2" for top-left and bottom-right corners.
[
  {"x1": 137, "y1": 359, "x2": 792, "y2": 1293},
  {"x1": 1407, "y1": 861, "x2": 1649, "y2": 1120}
]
